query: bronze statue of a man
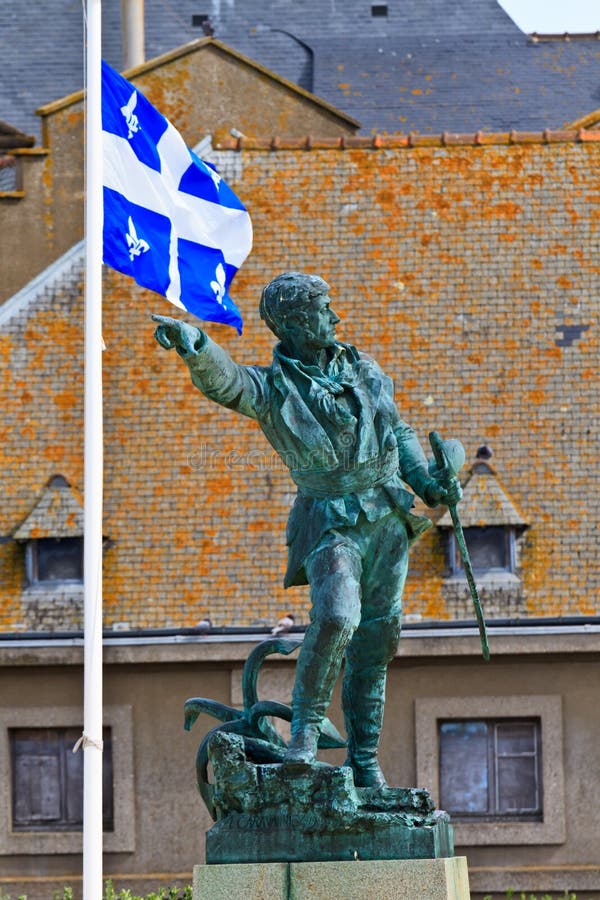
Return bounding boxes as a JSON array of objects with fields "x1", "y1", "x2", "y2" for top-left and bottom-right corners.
[{"x1": 153, "y1": 272, "x2": 460, "y2": 788}]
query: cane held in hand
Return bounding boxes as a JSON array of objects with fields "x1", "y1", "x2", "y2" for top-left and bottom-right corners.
[{"x1": 429, "y1": 431, "x2": 490, "y2": 662}]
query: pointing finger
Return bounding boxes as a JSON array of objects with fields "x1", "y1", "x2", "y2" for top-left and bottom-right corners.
[{"x1": 151, "y1": 313, "x2": 176, "y2": 324}]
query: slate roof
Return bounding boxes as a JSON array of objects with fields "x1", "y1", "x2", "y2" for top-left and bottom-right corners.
[
  {"x1": 308, "y1": 35, "x2": 600, "y2": 134},
  {"x1": 438, "y1": 460, "x2": 528, "y2": 529},
  {"x1": 3, "y1": 0, "x2": 600, "y2": 141}
]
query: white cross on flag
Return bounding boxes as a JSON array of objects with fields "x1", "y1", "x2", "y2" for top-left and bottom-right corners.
[{"x1": 101, "y1": 60, "x2": 252, "y2": 333}]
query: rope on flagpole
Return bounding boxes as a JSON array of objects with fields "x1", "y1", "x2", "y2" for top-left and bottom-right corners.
[{"x1": 73, "y1": 733, "x2": 105, "y2": 753}]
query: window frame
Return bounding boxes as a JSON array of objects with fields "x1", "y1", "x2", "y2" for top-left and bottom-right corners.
[
  {"x1": 438, "y1": 717, "x2": 542, "y2": 821},
  {"x1": 25, "y1": 537, "x2": 84, "y2": 588},
  {"x1": 0, "y1": 705, "x2": 135, "y2": 855},
  {"x1": 10, "y1": 725, "x2": 114, "y2": 832},
  {"x1": 447, "y1": 525, "x2": 516, "y2": 576},
  {"x1": 415, "y1": 695, "x2": 565, "y2": 845}
]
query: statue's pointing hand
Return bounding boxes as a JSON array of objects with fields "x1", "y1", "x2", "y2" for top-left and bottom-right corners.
[{"x1": 152, "y1": 314, "x2": 205, "y2": 358}]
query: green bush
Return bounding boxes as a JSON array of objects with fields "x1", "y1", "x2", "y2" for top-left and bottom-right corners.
[
  {"x1": 1, "y1": 882, "x2": 194, "y2": 900},
  {"x1": 483, "y1": 892, "x2": 577, "y2": 900},
  {"x1": 101, "y1": 885, "x2": 192, "y2": 900}
]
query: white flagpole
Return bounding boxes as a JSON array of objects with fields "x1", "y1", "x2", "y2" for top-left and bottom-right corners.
[{"x1": 83, "y1": 0, "x2": 104, "y2": 898}]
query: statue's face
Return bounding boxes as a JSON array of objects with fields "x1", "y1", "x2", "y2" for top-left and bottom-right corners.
[{"x1": 299, "y1": 291, "x2": 341, "y2": 350}]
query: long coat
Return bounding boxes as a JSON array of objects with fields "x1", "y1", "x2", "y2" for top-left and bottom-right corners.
[{"x1": 183, "y1": 336, "x2": 436, "y2": 586}]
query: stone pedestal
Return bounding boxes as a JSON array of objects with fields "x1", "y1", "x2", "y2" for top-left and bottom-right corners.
[
  {"x1": 206, "y1": 807, "x2": 452, "y2": 864},
  {"x1": 193, "y1": 857, "x2": 471, "y2": 899}
]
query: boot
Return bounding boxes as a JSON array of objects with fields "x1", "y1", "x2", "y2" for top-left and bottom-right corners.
[
  {"x1": 284, "y1": 724, "x2": 320, "y2": 767},
  {"x1": 342, "y1": 663, "x2": 389, "y2": 789},
  {"x1": 283, "y1": 615, "x2": 354, "y2": 767}
]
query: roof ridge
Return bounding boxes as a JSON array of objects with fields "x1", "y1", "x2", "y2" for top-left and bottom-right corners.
[{"x1": 215, "y1": 129, "x2": 600, "y2": 151}]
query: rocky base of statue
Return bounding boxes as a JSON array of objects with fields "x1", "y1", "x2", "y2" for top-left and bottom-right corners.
[{"x1": 204, "y1": 731, "x2": 453, "y2": 865}]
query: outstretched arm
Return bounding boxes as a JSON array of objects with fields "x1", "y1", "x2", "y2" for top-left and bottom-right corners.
[{"x1": 152, "y1": 314, "x2": 265, "y2": 419}]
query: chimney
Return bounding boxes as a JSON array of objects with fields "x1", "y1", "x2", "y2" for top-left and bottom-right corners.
[{"x1": 121, "y1": 0, "x2": 145, "y2": 70}]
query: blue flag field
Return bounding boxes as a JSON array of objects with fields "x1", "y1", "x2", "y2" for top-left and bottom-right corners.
[{"x1": 101, "y1": 60, "x2": 252, "y2": 333}]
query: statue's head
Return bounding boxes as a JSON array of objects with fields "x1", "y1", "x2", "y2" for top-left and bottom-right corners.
[{"x1": 259, "y1": 272, "x2": 335, "y2": 344}]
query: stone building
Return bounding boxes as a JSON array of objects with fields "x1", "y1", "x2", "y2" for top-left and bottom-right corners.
[
  {"x1": 0, "y1": 34, "x2": 599, "y2": 900},
  {"x1": 4, "y1": 0, "x2": 600, "y2": 140}
]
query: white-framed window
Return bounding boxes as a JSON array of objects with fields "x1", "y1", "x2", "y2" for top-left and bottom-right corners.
[
  {"x1": 415, "y1": 695, "x2": 565, "y2": 845},
  {"x1": 0, "y1": 706, "x2": 135, "y2": 855}
]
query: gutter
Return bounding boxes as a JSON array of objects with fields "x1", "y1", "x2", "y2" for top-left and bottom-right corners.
[{"x1": 0, "y1": 616, "x2": 599, "y2": 649}]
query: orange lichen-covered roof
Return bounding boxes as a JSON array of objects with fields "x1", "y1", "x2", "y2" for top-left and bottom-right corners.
[{"x1": 1, "y1": 134, "x2": 599, "y2": 631}]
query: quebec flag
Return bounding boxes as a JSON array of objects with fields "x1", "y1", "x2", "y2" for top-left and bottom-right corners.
[{"x1": 101, "y1": 60, "x2": 251, "y2": 334}]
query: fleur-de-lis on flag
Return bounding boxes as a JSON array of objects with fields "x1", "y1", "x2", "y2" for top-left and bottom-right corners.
[
  {"x1": 126, "y1": 216, "x2": 150, "y2": 261},
  {"x1": 120, "y1": 89, "x2": 140, "y2": 139},
  {"x1": 201, "y1": 159, "x2": 221, "y2": 190},
  {"x1": 210, "y1": 262, "x2": 226, "y2": 305},
  {"x1": 102, "y1": 60, "x2": 251, "y2": 332}
]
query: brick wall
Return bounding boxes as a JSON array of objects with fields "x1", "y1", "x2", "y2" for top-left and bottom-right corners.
[{"x1": 1, "y1": 136, "x2": 598, "y2": 630}]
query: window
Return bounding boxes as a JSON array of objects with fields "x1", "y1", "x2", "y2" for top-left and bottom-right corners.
[
  {"x1": 0, "y1": 163, "x2": 17, "y2": 192},
  {"x1": 371, "y1": 4, "x2": 388, "y2": 16},
  {"x1": 448, "y1": 526, "x2": 514, "y2": 575},
  {"x1": 439, "y1": 719, "x2": 541, "y2": 820},
  {"x1": 415, "y1": 696, "x2": 565, "y2": 846},
  {"x1": 10, "y1": 727, "x2": 113, "y2": 831},
  {"x1": 26, "y1": 537, "x2": 83, "y2": 586},
  {"x1": 0, "y1": 706, "x2": 134, "y2": 855}
]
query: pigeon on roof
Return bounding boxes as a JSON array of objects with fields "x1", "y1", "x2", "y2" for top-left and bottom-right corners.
[{"x1": 271, "y1": 613, "x2": 296, "y2": 635}]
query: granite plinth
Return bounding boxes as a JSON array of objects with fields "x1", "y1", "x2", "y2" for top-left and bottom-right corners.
[{"x1": 193, "y1": 857, "x2": 471, "y2": 899}]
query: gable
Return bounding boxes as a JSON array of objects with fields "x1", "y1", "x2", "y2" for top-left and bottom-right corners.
[
  {"x1": 14, "y1": 476, "x2": 84, "y2": 540},
  {"x1": 36, "y1": 38, "x2": 359, "y2": 144}
]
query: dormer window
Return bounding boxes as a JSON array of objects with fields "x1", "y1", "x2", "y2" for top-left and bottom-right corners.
[
  {"x1": 437, "y1": 448, "x2": 528, "y2": 618},
  {"x1": 13, "y1": 475, "x2": 86, "y2": 589},
  {"x1": 438, "y1": 448, "x2": 527, "y2": 577}
]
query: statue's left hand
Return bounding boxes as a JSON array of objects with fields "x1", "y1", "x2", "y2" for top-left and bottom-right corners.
[{"x1": 426, "y1": 476, "x2": 463, "y2": 507}]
